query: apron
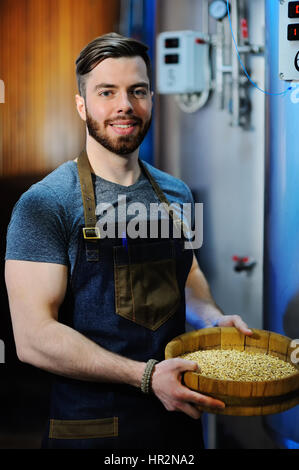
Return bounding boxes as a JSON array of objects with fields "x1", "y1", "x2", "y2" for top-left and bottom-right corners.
[{"x1": 42, "y1": 150, "x2": 204, "y2": 450}]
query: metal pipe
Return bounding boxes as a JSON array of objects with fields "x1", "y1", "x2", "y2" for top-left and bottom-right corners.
[
  {"x1": 216, "y1": 20, "x2": 225, "y2": 109},
  {"x1": 231, "y1": 0, "x2": 240, "y2": 127},
  {"x1": 201, "y1": 0, "x2": 209, "y2": 36}
]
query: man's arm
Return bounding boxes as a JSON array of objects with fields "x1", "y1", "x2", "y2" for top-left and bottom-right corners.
[
  {"x1": 185, "y1": 254, "x2": 252, "y2": 335},
  {"x1": 5, "y1": 260, "x2": 145, "y2": 386},
  {"x1": 5, "y1": 259, "x2": 225, "y2": 419}
]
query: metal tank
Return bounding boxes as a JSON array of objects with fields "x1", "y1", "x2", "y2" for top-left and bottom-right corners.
[{"x1": 263, "y1": 0, "x2": 299, "y2": 449}]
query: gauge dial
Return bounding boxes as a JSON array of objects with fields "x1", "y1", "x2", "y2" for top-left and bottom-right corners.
[{"x1": 209, "y1": 0, "x2": 228, "y2": 21}]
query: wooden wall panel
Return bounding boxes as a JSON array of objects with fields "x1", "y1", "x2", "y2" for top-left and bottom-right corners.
[{"x1": 0, "y1": 0, "x2": 120, "y2": 175}]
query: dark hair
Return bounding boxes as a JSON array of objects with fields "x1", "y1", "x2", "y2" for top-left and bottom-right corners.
[{"x1": 75, "y1": 32, "x2": 152, "y2": 97}]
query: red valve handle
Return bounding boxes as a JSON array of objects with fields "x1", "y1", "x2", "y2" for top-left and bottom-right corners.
[{"x1": 232, "y1": 255, "x2": 250, "y2": 263}]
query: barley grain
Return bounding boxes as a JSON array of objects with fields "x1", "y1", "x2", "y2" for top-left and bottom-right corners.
[{"x1": 180, "y1": 349, "x2": 298, "y2": 381}]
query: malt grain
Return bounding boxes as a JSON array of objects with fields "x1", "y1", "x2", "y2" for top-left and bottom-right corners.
[{"x1": 181, "y1": 349, "x2": 298, "y2": 381}]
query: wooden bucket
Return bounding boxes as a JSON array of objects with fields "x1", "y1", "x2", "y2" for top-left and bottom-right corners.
[{"x1": 165, "y1": 327, "x2": 299, "y2": 416}]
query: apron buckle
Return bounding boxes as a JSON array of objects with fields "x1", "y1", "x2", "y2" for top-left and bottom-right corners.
[{"x1": 83, "y1": 227, "x2": 101, "y2": 239}]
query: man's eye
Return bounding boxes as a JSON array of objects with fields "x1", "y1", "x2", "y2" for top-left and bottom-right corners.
[
  {"x1": 133, "y1": 89, "x2": 147, "y2": 97},
  {"x1": 99, "y1": 91, "x2": 112, "y2": 97}
]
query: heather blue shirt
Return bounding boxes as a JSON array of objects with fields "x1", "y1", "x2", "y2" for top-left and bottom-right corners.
[{"x1": 5, "y1": 159, "x2": 195, "y2": 276}]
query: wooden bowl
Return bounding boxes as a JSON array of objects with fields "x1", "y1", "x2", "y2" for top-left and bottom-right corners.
[{"x1": 165, "y1": 327, "x2": 299, "y2": 416}]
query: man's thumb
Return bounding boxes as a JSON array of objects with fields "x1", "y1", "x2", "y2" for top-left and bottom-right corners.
[
  {"x1": 190, "y1": 361, "x2": 201, "y2": 373},
  {"x1": 177, "y1": 358, "x2": 200, "y2": 373}
]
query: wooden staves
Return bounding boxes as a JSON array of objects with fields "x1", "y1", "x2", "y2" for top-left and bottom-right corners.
[{"x1": 164, "y1": 327, "x2": 299, "y2": 416}]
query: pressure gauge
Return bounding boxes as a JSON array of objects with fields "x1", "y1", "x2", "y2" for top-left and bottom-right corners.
[{"x1": 209, "y1": 0, "x2": 228, "y2": 21}]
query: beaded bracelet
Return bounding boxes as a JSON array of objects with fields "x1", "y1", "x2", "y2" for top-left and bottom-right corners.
[{"x1": 141, "y1": 359, "x2": 158, "y2": 394}]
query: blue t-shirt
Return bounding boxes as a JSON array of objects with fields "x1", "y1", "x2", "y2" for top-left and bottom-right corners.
[{"x1": 5, "y1": 159, "x2": 195, "y2": 276}]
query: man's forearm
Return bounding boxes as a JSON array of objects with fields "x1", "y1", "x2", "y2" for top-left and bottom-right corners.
[
  {"x1": 186, "y1": 289, "x2": 224, "y2": 326},
  {"x1": 185, "y1": 259, "x2": 225, "y2": 326},
  {"x1": 19, "y1": 318, "x2": 229, "y2": 416},
  {"x1": 185, "y1": 258, "x2": 252, "y2": 335},
  {"x1": 19, "y1": 319, "x2": 146, "y2": 388}
]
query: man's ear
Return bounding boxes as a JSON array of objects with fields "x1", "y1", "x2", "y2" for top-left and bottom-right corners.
[{"x1": 75, "y1": 94, "x2": 86, "y2": 121}]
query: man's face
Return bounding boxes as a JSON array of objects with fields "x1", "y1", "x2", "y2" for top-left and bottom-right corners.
[{"x1": 82, "y1": 56, "x2": 153, "y2": 156}]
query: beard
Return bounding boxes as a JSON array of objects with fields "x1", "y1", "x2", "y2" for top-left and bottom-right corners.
[{"x1": 85, "y1": 109, "x2": 152, "y2": 156}]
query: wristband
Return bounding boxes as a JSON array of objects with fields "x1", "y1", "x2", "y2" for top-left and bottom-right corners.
[{"x1": 141, "y1": 359, "x2": 158, "y2": 394}]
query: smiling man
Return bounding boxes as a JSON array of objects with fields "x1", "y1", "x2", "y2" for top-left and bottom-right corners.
[
  {"x1": 5, "y1": 33, "x2": 252, "y2": 450},
  {"x1": 81, "y1": 60, "x2": 152, "y2": 157}
]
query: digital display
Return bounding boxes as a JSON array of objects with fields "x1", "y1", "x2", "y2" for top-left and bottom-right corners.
[
  {"x1": 288, "y1": 23, "x2": 299, "y2": 40},
  {"x1": 164, "y1": 54, "x2": 179, "y2": 64},
  {"x1": 288, "y1": 1, "x2": 299, "y2": 18},
  {"x1": 165, "y1": 38, "x2": 179, "y2": 48}
]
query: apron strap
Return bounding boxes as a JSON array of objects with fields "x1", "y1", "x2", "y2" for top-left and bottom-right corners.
[
  {"x1": 77, "y1": 150, "x2": 100, "y2": 261},
  {"x1": 138, "y1": 159, "x2": 188, "y2": 235},
  {"x1": 77, "y1": 149, "x2": 98, "y2": 233},
  {"x1": 76, "y1": 150, "x2": 190, "y2": 259}
]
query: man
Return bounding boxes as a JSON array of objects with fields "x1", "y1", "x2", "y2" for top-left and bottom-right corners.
[{"x1": 5, "y1": 33, "x2": 252, "y2": 449}]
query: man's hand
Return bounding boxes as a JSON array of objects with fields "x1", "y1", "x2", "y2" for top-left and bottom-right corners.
[
  {"x1": 151, "y1": 358, "x2": 225, "y2": 419},
  {"x1": 216, "y1": 314, "x2": 253, "y2": 336}
]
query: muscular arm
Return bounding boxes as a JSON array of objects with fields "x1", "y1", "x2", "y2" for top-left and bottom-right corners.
[
  {"x1": 5, "y1": 260, "x2": 145, "y2": 387},
  {"x1": 185, "y1": 254, "x2": 252, "y2": 334},
  {"x1": 5, "y1": 259, "x2": 226, "y2": 419}
]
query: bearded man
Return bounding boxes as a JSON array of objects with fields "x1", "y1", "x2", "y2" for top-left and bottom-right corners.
[{"x1": 5, "y1": 33, "x2": 252, "y2": 449}]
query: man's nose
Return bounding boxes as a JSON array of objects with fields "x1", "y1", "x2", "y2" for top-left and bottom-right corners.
[{"x1": 116, "y1": 92, "x2": 133, "y2": 113}]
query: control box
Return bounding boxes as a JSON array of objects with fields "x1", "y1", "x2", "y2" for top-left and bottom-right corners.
[
  {"x1": 156, "y1": 31, "x2": 210, "y2": 94},
  {"x1": 279, "y1": 1, "x2": 299, "y2": 80}
]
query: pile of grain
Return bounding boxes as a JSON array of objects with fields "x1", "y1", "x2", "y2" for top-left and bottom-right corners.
[{"x1": 181, "y1": 349, "x2": 298, "y2": 382}]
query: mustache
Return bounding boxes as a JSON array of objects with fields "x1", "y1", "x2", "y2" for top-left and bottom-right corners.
[{"x1": 106, "y1": 116, "x2": 142, "y2": 125}]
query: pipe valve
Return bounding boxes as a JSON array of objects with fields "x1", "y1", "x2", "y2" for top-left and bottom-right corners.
[{"x1": 232, "y1": 255, "x2": 256, "y2": 273}]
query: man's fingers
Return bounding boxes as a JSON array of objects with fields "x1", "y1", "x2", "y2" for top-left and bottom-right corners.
[
  {"x1": 169, "y1": 359, "x2": 226, "y2": 408},
  {"x1": 178, "y1": 403, "x2": 202, "y2": 420},
  {"x1": 187, "y1": 389, "x2": 225, "y2": 409},
  {"x1": 217, "y1": 314, "x2": 252, "y2": 335},
  {"x1": 173, "y1": 389, "x2": 225, "y2": 419},
  {"x1": 232, "y1": 315, "x2": 252, "y2": 335}
]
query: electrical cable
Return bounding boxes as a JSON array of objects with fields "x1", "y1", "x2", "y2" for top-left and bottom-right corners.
[{"x1": 227, "y1": 0, "x2": 292, "y2": 96}]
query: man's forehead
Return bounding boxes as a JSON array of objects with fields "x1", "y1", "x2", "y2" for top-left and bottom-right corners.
[{"x1": 89, "y1": 56, "x2": 149, "y2": 84}]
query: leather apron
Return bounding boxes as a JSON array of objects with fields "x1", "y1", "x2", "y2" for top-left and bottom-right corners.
[{"x1": 42, "y1": 150, "x2": 204, "y2": 450}]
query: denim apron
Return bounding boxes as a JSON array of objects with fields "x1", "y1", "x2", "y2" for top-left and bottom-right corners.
[{"x1": 43, "y1": 151, "x2": 204, "y2": 449}]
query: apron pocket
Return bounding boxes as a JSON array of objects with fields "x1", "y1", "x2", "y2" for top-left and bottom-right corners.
[
  {"x1": 113, "y1": 241, "x2": 181, "y2": 331},
  {"x1": 49, "y1": 417, "x2": 118, "y2": 439}
]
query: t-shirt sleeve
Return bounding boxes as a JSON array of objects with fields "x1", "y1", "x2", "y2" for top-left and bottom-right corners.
[{"x1": 5, "y1": 183, "x2": 69, "y2": 265}]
